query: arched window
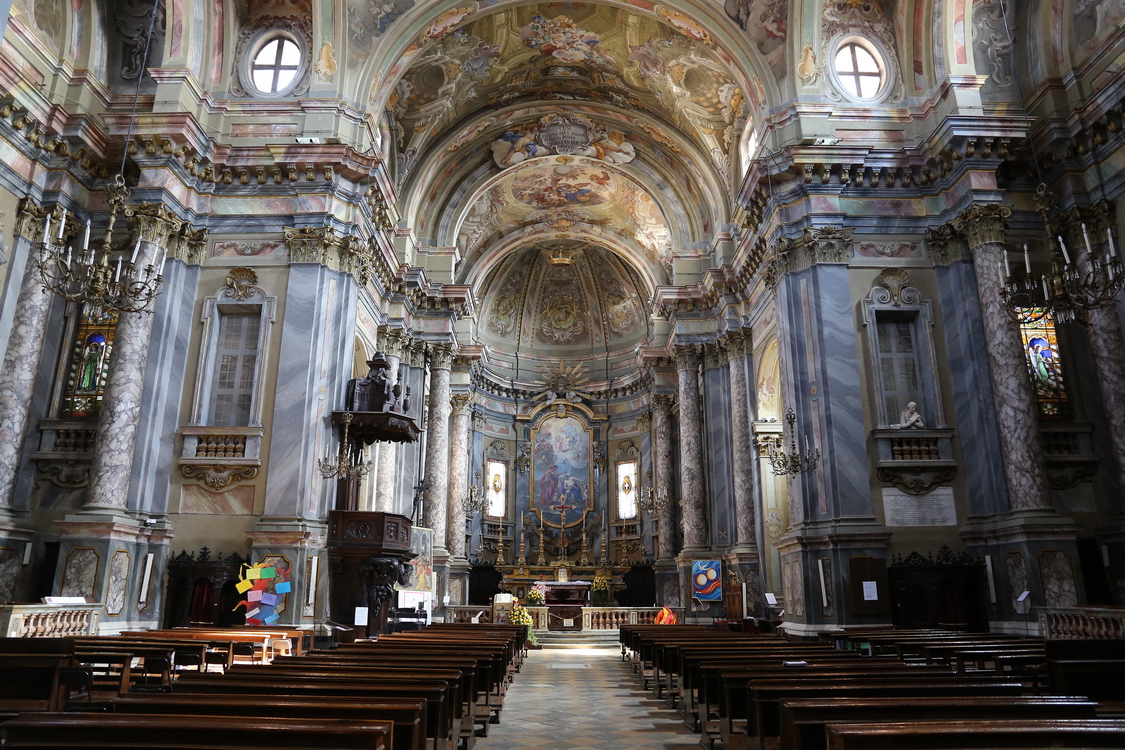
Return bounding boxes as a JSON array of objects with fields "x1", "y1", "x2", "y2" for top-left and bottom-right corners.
[
  {"x1": 486, "y1": 459, "x2": 507, "y2": 518},
  {"x1": 617, "y1": 459, "x2": 638, "y2": 520}
]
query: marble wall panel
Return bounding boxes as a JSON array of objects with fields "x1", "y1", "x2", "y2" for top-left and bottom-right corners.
[
  {"x1": 181, "y1": 484, "x2": 255, "y2": 514},
  {"x1": 1006, "y1": 551, "x2": 1031, "y2": 615},
  {"x1": 129, "y1": 261, "x2": 200, "y2": 515},
  {"x1": 702, "y1": 365, "x2": 733, "y2": 549},
  {"x1": 783, "y1": 559, "x2": 805, "y2": 617},
  {"x1": 934, "y1": 261, "x2": 1008, "y2": 515},
  {"x1": 0, "y1": 547, "x2": 19, "y2": 601},
  {"x1": 60, "y1": 548, "x2": 99, "y2": 599},
  {"x1": 105, "y1": 550, "x2": 129, "y2": 616},
  {"x1": 1038, "y1": 549, "x2": 1079, "y2": 608}
]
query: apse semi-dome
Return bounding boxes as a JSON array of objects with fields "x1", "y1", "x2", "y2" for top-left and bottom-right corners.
[{"x1": 477, "y1": 243, "x2": 651, "y2": 367}]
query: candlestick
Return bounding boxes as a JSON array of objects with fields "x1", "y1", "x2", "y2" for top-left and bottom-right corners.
[
  {"x1": 1109, "y1": 228, "x2": 1118, "y2": 258},
  {"x1": 1003, "y1": 252, "x2": 1011, "y2": 278},
  {"x1": 82, "y1": 220, "x2": 91, "y2": 250},
  {"x1": 57, "y1": 207, "x2": 66, "y2": 239},
  {"x1": 65, "y1": 246, "x2": 72, "y2": 266},
  {"x1": 1042, "y1": 275, "x2": 1050, "y2": 299},
  {"x1": 130, "y1": 240, "x2": 141, "y2": 264},
  {"x1": 42, "y1": 216, "x2": 51, "y2": 244},
  {"x1": 1023, "y1": 243, "x2": 1031, "y2": 274},
  {"x1": 1081, "y1": 223, "x2": 1093, "y2": 255},
  {"x1": 115, "y1": 255, "x2": 122, "y2": 282},
  {"x1": 1058, "y1": 236, "x2": 1071, "y2": 266}
]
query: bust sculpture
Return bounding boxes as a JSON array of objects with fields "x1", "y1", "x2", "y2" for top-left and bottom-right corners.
[{"x1": 891, "y1": 401, "x2": 924, "y2": 430}]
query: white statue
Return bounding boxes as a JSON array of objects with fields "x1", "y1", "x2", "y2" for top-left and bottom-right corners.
[{"x1": 891, "y1": 401, "x2": 924, "y2": 430}]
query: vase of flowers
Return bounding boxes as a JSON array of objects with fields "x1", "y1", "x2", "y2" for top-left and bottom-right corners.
[
  {"x1": 510, "y1": 602, "x2": 538, "y2": 647},
  {"x1": 525, "y1": 581, "x2": 546, "y2": 606},
  {"x1": 592, "y1": 574, "x2": 611, "y2": 607}
]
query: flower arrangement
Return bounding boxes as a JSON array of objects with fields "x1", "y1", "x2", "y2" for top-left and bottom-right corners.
[
  {"x1": 592, "y1": 575, "x2": 610, "y2": 592},
  {"x1": 592, "y1": 574, "x2": 611, "y2": 606},
  {"x1": 510, "y1": 602, "x2": 538, "y2": 646},
  {"x1": 525, "y1": 587, "x2": 545, "y2": 606}
]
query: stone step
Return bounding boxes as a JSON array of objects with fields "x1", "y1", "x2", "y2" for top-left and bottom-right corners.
[{"x1": 535, "y1": 630, "x2": 621, "y2": 649}]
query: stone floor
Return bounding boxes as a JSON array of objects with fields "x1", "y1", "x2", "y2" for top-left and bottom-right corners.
[{"x1": 482, "y1": 646, "x2": 700, "y2": 750}]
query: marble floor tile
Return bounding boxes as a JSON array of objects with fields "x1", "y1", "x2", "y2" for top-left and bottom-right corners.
[{"x1": 481, "y1": 646, "x2": 699, "y2": 750}]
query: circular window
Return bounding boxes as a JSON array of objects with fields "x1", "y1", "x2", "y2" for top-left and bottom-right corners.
[
  {"x1": 248, "y1": 35, "x2": 303, "y2": 96},
  {"x1": 832, "y1": 38, "x2": 888, "y2": 101}
]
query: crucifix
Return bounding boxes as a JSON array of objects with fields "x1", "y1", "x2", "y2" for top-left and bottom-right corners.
[{"x1": 550, "y1": 503, "x2": 575, "y2": 562}]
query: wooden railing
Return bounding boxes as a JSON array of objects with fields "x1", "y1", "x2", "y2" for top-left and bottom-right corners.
[
  {"x1": 1037, "y1": 606, "x2": 1125, "y2": 639},
  {"x1": 0, "y1": 604, "x2": 101, "y2": 637}
]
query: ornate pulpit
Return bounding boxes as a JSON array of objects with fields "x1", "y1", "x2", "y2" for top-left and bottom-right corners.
[{"x1": 327, "y1": 511, "x2": 414, "y2": 638}]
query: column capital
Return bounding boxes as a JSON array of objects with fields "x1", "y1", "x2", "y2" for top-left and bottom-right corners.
[
  {"x1": 724, "y1": 329, "x2": 749, "y2": 359},
  {"x1": 378, "y1": 326, "x2": 408, "y2": 359},
  {"x1": 168, "y1": 225, "x2": 208, "y2": 264},
  {"x1": 951, "y1": 203, "x2": 1011, "y2": 248},
  {"x1": 450, "y1": 393, "x2": 472, "y2": 416},
  {"x1": 702, "y1": 341, "x2": 729, "y2": 370},
  {"x1": 924, "y1": 224, "x2": 971, "y2": 265},
  {"x1": 126, "y1": 202, "x2": 186, "y2": 248},
  {"x1": 429, "y1": 344, "x2": 456, "y2": 370},
  {"x1": 652, "y1": 393, "x2": 676, "y2": 414},
  {"x1": 14, "y1": 199, "x2": 48, "y2": 242},
  {"x1": 672, "y1": 345, "x2": 700, "y2": 372}
]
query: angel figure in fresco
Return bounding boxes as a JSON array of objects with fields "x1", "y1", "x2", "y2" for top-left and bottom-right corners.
[{"x1": 492, "y1": 127, "x2": 541, "y2": 167}]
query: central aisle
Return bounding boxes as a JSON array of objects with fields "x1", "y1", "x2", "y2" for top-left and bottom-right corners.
[{"x1": 481, "y1": 646, "x2": 700, "y2": 750}]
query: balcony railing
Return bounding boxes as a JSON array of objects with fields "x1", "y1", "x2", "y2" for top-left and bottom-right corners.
[
  {"x1": 0, "y1": 604, "x2": 101, "y2": 637},
  {"x1": 1037, "y1": 606, "x2": 1125, "y2": 639},
  {"x1": 444, "y1": 605, "x2": 683, "y2": 630}
]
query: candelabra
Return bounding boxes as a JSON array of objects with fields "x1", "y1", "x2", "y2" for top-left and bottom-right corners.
[
  {"x1": 536, "y1": 514, "x2": 547, "y2": 565},
  {"x1": 466, "y1": 471, "x2": 486, "y2": 514},
  {"x1": 317, "y1": 412, "x2": 371, "y2": 479},
  {"x1": 495, "y1": 522, "x2": 506, "y2": 565},
  {"x1": 516, "y1": 513, "x2": 528, "y2": 565},
  {"x1": 1001, "y1": 187, "x2": 1123, "y2": 326},
  {"x1": 36, "y1": 176, "x2": 165, "y2": 314},
  {"x1": 765, "y1": 408, "x2": 820, "y2": 476},
  {"x1": 640, "y1": 470, "x2": 671, "y2": 516}
]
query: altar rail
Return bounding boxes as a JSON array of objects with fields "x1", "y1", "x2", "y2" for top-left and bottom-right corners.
[
  {"x1": 445, "y1": 605, "x2": 683, "y2": 630},
  {"x1": 1037, "y1": 605, "x2": 1125, "y2": 639},
  {"x1": 0, "y1": 603, "x2": 101, "y2": 637}
]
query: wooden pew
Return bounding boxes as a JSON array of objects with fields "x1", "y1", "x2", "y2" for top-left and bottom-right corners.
[
  {"x1": 3, "y1": 712, "x2": 393, "y2": 749},
  {"x1": 744, "y1": 679, "x2": 1027, "y2": 750},
  {"x1": 172, "y1": 674, "x2": 456, "y2": 750},
  {"x1": 109, "y1": 693, "x2": 426, "y2": 750},
  {"x1": 0, "y1": 654, "x2": 71, "y2": 718},
  {"x1": 779, "y1": 696, "x2": 1100, "y2": 750},
  {"x1": 824, "y1": 719, "x2": 1125, "y2": 749}
]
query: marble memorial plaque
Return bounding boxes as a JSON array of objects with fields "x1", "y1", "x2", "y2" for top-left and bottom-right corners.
[{"x1": 882, "y1": 487, "x2": 957, "y2": 527}]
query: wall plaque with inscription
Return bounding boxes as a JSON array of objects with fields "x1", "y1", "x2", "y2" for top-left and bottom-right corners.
[{"x1": 882, "y1": 486, "x2": 957, "y2": 527}]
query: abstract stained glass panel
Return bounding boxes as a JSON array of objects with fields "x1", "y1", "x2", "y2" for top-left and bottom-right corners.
[
  {"x1": 1018, "y1": 308, "x2": 1070, "y2": 418},
  {"x1": 61, "y1": 306, "x2": 119, "y2": 418}
]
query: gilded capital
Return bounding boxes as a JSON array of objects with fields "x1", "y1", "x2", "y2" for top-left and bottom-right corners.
[
  {"x1": 429, "y1": 344, "x2": 456, "y2": 370},
  {"x1": 924, "y1": 224, "x2": 971, "y2": 265},
  {"x1": 702, "y1": 341, "x2": 729, "y2": 370},
  {"x1": 951, "y1": 203, "x2": 1011, "y2": 248},
  {"x1": 14, "y1": 199, "x2": 49, "y2": 242},
  {"x1": 450, "y1": 393, "x2": 472, "y2": 415},
  {"x1": 672, "y1": 345, "x2": 700, "y2": 372},
  {"x1": 725, "y1": 330, "x2": 749, "y2": 359},
  {"x1": 379, "y1": 326, "x2": 408, "y2": 359}
]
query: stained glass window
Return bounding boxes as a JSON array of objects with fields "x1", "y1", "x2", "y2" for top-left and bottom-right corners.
[
  {"x1": 61, "y1": 306, "x2": 119, "y2": 418},
  {"x1": 875, "y1": 318, "x2": 921, "y2": 424},
  {"x1": 617, "y1": 460, "x2": 638, "y2": 520},
  {"x1": 486, "y1": 459, "x2": 507, "y2": 518},
  {"x1": 211, "y1": 314, "x2": 260, "y2": 427},
  {"x1": 1018, "y1": 308, "x2": 1070, "y2": 418}
]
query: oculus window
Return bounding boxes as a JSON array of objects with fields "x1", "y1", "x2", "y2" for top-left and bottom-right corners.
[
  {"x1": 833, "y1": 39, "x2": 886, "y2": 101},
  {"x1": 250, "y1": 37, "x2": 302, "y2": 96}
]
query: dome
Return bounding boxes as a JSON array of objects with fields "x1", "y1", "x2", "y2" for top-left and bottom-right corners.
[{"x1": 476, "y1": 243, "x2": 651, "y2": 383}]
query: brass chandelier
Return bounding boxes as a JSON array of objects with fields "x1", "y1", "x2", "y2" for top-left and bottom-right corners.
[
  {"x1": 317, "y1": 412, "x2": 371, "y2": 480},
  {"x1": 765, "y1": 408, "x2": 820, "y2": 476}
]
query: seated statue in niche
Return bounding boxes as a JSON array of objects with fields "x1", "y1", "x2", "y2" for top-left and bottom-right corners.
[
  {"x1": 890, "y1": 401, "x2": 925, "y2": 430},
  {"x1": 347, "y1": 351, "x2": 403, "y2": 413}
]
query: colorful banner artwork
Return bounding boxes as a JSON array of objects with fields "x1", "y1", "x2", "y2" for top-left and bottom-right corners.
[
  {"x1": 692, "y1": 560, "x2": 722, "y2": 601},
  {"x1": 232, "y1": 558, "x2": 291, "y2": 625}
]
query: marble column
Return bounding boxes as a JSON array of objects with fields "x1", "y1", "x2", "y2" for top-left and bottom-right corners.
[
  {"x1": 674, "y1": 346, "x2": 707, "y2": 551},
  {"x1": 85, "y1": 204, "x2": 184, "y2": 511},
  {"x1": 373, "y1": 328, "x2": 407, "y2": 512},
  {"x1": 727, "y1": 331, "x2": 757, "y2": 552},
  {"x1": 0, "y1": 203, "x2": 54, "y2": 512},
  {"x1": 423, "y1": 345, "x2": 454, "y2": 554},
  {"x1": 1066, "y1": 215, "x2": 1125, "y2": 505},
  {"x1": 951, "y1": 203, "x2": 1051, "y2": 511},
  {"x1": 652, "y1": 395, "x2": 676, "y2": 559},
  {"x1": 447, "y1": 394, "x2": 471, "y2": 558}
]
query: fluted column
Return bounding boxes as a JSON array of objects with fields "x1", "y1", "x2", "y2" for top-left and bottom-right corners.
[
  {"x1": 674, "y1": 346, "x2": 707, "y2": 550},
  {"x1": 0, "y1": 203, "x2": 61, "y2": 511},
  {"x1": 373, "y1": 328, "x2": 407, "y2": 512},
  {"x1": 447, "y1": 394, "x2": 471, "y2": 558},
  {"x1": 652, "y1": 394, "x2": 676, "y2": 559},
  {"x1": 951, "y1": 204, "x2": 1051, "y2": 511},
  {"x1": 1065, "y1": 213, "x2": 1125, "y2": 503},
  {"x1": 422, "y1": 345, "x2": 454, "y2": 554},
  {"x1": 727, "y1": 332, "x2": 757, "y2": 550},
  {"x1": 85, "y1": 204, "x2": 184, "y2": 510}
]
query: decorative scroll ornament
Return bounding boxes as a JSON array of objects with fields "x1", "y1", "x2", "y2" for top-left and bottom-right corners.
[
  {"x1": 224, "y1": 267, "x2": 260, "y2": 301},
  {"x1": 180, "y1": 463, "x2": 259, "y2": 490}
]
